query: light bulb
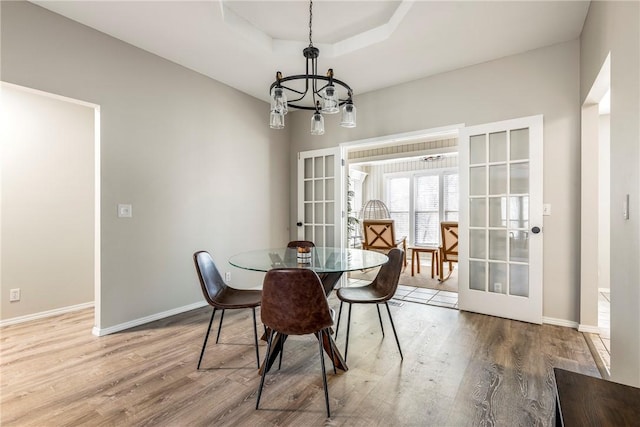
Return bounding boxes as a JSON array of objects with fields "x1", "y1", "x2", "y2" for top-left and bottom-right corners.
[{"x1": 310, "y1": 111, "x2": 325, "y2": 135}]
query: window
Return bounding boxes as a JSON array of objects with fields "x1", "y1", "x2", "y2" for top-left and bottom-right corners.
[
  {"x1": 387, "y1": 176, "x2": 410, "y2": 242},
  {"x1": 385, "y1": 171, "x2": 458, "y2": 246}
]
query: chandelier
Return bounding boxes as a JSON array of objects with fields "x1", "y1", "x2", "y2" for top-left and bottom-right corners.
[{"x1": 269, "y1": 0, "x2": 356, "y2": 135}]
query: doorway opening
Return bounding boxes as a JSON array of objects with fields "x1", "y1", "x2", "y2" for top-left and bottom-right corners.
[
  {"x1": 341, "y1": 124, "x2": 462, "y2": 309},
  {"x1": 580, "y1": 53, "x2": 611, "y2": 378},
  {"x1": 0, "y1": 82, "x2": 101, "y2": 333}
]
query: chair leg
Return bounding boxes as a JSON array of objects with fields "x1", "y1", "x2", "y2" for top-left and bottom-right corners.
[
  {"x1": 318, "y1": 329, "x2": 331, "y2": 418},
  {"x1": 252, "y1": 308, "x2": 260, "y2": 369},
  {"x1": 376, "y1": 304, "x2": 385, "y2": 337},
  {"x1": 278, "y1": 339, "x2": 284, "y2": 370},
  {"x1": 384, "y1": 302, "x2": 403, "y2": 360},
  {"x1": 197, "y1": 308, "x2": 217, "y2": 370},
  {"x1": 403, "y1": 240, "x2": 407, "y2": 267},
  {"x1": 335, "y1": 301, "x2": 343, "y2": 338},
  {"x1": 256, "y1": 329, "x2": 274, "y2": 410},
  {"x1": 215, "y1": 309, "x2": 225, "y2": 343},
  {"x1": 344, "y1": 303, "x2": 352, "y2": 362}
]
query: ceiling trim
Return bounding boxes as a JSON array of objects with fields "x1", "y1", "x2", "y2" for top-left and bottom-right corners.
[{"x1": 220, "y1": 0, "x2": 415, "y2": 58}]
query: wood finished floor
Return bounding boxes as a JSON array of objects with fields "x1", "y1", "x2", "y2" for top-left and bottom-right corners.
[{"x1": 1, "y1": 297, "x2": 599, "y2": 426}]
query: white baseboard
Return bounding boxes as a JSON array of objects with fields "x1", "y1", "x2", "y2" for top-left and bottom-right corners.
[
  {"x1": 92, "y1": 301, "x2": 209, "y2": 336},
  {"x1": 0, "y1": 302, "x2": 94, "y2": 327},
  {"x1": 578, "y1": 324, "x2": 602, "y2": 334},
  {"x1": 543, "y1": 316, "x2": 579, "y2": 329}
]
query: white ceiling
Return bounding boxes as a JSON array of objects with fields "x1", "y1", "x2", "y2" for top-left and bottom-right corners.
[{"x1": 32, "y1": 1, "x2": 590, "y2": 105}]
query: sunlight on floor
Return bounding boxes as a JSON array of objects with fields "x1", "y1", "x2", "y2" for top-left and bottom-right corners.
[{"x1": 345, "y1": 278, "x2": 459, "y2": 309}]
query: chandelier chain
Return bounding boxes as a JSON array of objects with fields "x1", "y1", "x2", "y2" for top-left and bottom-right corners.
[{"x1": 308, "y1": 0, "x2": 313, "y2": 47}]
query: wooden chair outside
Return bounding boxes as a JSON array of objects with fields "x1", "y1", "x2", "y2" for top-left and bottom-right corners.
[
  {"x1": 361, "y1": 219, "x2": 407, "y2": 267},
  {"x1": 438, "y1": 221, "x2": 458, "y2": 281}
]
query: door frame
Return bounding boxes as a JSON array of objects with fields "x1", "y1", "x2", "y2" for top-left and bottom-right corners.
[
  {"x1": 579, "y1": 53, "x2": 611, "y2": 335},
  {"x1": 0, "y1": 82, "x2": 101, "y2": 332},
  {"x1": 340, "y1": 123, "x2": 464, "y2": 251}
]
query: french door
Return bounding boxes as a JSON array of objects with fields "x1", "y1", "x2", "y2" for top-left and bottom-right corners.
[
  {"x1": 297, "y1": 147, "x2": 344, "y2": 247},
  {"x1": 459, "y1": 115, "x2": 543, "y2": 324}
]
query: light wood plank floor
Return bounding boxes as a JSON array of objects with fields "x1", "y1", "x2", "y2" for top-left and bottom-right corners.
[{"x1": 1, "y1": 297, "x2": 599, "y2": 426}]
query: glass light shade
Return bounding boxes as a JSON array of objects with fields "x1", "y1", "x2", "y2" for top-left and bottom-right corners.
[
  {"x1": 310, "y1": 112, "x2": 325, "y2": 135},
  {"x1": 340, "y1": 103, "x2": 356, "y2": 128},
  {"x1": 270, "y1": 87, "x2": 288, "y2": 115},
  {"x1": 270, "y1": 110, "x2": 285, "y2": 129},
  {"x1": 321, "y1": 85, "x2": 339, "y2": 114}
]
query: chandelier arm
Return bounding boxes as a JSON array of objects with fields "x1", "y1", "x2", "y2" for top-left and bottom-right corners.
[
  {"x1": 270, "y1": 75, "x2": 353, "y2": 92},
  {"x1": 269, "y1": 75, "x2": 354, "y2": 110}
]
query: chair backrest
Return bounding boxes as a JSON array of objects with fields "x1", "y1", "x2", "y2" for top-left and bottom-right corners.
[
  {"x1": 287, "y1": 240, "x2": 315, "y2": 249},
  {"x1": 261, "y1": 269, "x2": 333, "y2": 336},
  {"x1": 362, "y1": 219, "x2": 397, "y2": 250},
  {"x1": 440, "y1": 221, "x2": 459, "y2": 262},
  {"x1": 371, "y1": 248, "x2": 404, "y2": 300},
  {"x1": 193, "y1": 251, "x2": 227, "y2": 306}
]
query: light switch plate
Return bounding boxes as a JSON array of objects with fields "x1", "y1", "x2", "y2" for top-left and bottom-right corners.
[
  {"x1": 118, "y1": 204, "x2": 132, "y2": 218},
  {"x1": 543, "y1": 204, "x2": 551, "y2": 216}
]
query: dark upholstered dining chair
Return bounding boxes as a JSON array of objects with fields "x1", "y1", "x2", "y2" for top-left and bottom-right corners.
[
  {"x1": 335, "y1": 248, "x2": 404, "y2": 362},
  {"x1": 193, "y1": 251, "x2": 262, "y2": 370},
  {"x1": 256, "y1": 268, "x2": 334, "y2": 418}
]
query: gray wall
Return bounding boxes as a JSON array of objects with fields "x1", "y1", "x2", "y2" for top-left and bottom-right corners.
[
  {"x1": 1, "y1": 2, "x2": 290, "y2": 331},
  {"x1": 290, "y1": 40, "x2": 582, "y2": 324},
  {"x1": 580, "y1": 0, "x2": 640, "y2": 387},
  {"x1": 1, "y1": 84, "x2": 95, "y2": 320}
]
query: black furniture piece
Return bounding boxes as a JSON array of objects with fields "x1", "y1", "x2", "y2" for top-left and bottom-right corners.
[{"x1": 554, "y1": 367, "x2": 640, "y2": 426}]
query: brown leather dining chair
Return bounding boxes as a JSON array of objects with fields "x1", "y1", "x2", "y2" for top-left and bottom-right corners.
[
  {"x1": 335, "y1": 248, "x2": 404, "y2": 362},
  {"x1": 193, "y1": 251, "x2": 262, "y2": 370},
  {"x1": 256, "y1": 268, "x2": 334, "y2": 418}
]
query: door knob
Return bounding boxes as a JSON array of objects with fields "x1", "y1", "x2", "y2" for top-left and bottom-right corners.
[
  {"x1": 296, "y1": 222, "x2": 303, "y2": 227},
  {"x1": 531, "y1": 226, "x2": 541, "y2": 234}
]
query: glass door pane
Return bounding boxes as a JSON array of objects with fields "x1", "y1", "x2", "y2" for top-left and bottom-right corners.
[
  {"x1": 467, "y1": 128, "x2": 531, "y2": 298},
  {"x1": 298, "y1": 148, "x2": 341, "y2": 246}
]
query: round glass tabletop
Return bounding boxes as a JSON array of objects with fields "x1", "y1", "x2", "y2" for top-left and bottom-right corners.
[{"x1": 229, "y1": 247, "x2": 388, "y2": 274}]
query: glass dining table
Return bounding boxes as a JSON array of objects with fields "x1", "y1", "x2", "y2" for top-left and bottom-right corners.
[{"x1": 229, "y1": 247, "x2": 389, "y2": 373}]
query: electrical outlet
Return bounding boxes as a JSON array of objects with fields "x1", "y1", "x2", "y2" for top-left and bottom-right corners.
[
  {"x1": 9, "y1": 288, "x2": 21, "y2": 302},
  {"x1": 225, "y1": 272, "x2": 231, "y2": 283}
]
